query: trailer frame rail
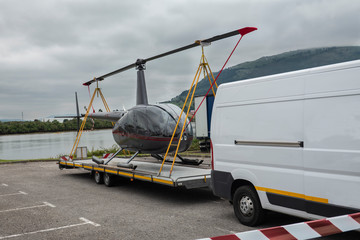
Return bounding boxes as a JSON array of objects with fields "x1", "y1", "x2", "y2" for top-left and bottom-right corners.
[{"x1": 58, "y1": 158, "x2": 210, "y2": 189}]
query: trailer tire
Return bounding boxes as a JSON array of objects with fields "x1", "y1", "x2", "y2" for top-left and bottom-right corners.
[
  {"x1": 233, "y1": 185, "x2": 264, "y2": 226},
  {"x1": 104, "y1": 172, "x2": 114, "y2": 187},
  {"x1": 94, "y1": 171, "x2": 104, "y2": 184}
]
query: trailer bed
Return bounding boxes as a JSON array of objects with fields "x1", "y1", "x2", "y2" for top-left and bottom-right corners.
[{"x1": 58, "y1": 157, "x2": 211, "y2": 189}]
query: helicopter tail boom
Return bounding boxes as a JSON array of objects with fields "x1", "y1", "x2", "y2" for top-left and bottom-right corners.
[{"x1": 87, "y1": 111, "x2": 125, "y2": 123}]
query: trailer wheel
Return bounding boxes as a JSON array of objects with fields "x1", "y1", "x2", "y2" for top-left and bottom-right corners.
[
  {"x1": 104, "y1": 172, "x2": 114, "y2": 187},
  {"x1": 94, "y1": 171, "x2": 104, "y2": 184},
  {"x1": 233, "y1": 185, "x2": 264, "y2": 226}
]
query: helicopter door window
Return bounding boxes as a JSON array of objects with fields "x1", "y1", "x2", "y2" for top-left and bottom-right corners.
[
  {"x1": 123, "y1": 111, "x2": 135, "y2": 132},
  {"x1": 163, "y1": 104, "x2": 193, "y2": 135},
  {"x1": 156, "y1": 104, "x2": 178, "y2": 121},
  {"x1": 145, "y1": 106, "x2": 168, "y2": 136},
  {"x1": 135, "y1": 109, "x2": 150, "y2": 136}
]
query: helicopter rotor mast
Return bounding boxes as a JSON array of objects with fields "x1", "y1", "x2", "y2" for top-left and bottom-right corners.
[{"x1": 82, "y1": 27, "x2": 257, "y2": 87}]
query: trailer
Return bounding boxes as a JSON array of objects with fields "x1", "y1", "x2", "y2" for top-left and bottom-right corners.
[{"x1": 58, "y1": 156, "x2": 211, "y2": 189}]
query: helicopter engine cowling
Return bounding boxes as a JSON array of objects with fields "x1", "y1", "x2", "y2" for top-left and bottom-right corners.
[{"x1": 112, "y1": 103, "x2": 193, "y2": 154}]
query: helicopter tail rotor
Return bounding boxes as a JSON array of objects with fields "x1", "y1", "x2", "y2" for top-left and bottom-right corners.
[{"x1": 75, "y1": 92, "x2": 81, "y2": 133}]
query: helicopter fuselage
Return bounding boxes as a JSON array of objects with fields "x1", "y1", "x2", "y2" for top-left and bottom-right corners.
[{"x1": 112, "y1": 103, "x2": 193, "y2": 154}]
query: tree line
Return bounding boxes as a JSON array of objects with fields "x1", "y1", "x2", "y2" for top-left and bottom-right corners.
[{"x1": 0, "y1": 118, "x2": 113, "y2": 135}]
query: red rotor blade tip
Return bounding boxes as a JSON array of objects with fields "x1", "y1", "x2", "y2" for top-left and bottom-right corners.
[{"x1": 237, "y1": 27, "x2": 257, "y2": 36}]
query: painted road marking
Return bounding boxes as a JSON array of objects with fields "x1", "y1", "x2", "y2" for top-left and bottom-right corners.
[
  {"x1": 0, "y1": 202, "x2": 56, "y2": 213},
  {"x1": 1, "y1": 184, "x2": 8, "y2": 187},
  {"x1": 198, "y1": 213, "x2": 360, "y2": 240},
  {"x1": 0, "y1": 191, "x2": 27, "y2": 197},
  {"x1": 79, "y1": 217, "x2": 101, "y2": 227},
  {"x1": 0, "y1": 217, "x2": 100, "y2": 239},
  {"x1": 214, "y1": 227, "x2": 237, "y2": 234}
]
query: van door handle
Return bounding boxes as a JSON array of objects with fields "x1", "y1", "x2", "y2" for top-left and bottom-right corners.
[{"x1": 234, "y1": 140, "x2": 304, "y2": 148}]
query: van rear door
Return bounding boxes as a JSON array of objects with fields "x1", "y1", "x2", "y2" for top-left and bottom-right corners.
[{"x1": 303, "y1": 64, "x2": 360, "y2": 217}]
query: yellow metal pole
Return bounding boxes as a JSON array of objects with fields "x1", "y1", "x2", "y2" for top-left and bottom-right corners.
[
  {"x1": 201, "y1": 46, "x2": 216, "y2": 96},
  {"x1": 169, "y1": 63, "x2": 202, "y2": 176},
  {"x1": 98, "y1": 89, "x2": 115, "y2": 127},
  {"x1": 99, "y1": 89, "x2": 111, "y2": 112},
  {"x1": 201, "y1": 52, "x2": 215, "y2": 96},
  {"x1": 204, "y1": 66, "x2": 216, "y2": 97},
  {"x1": 71, "y1": 89, "x2": 97, "y2": 157},
  {"x1": 203, "y1": 63, "x2": 216, "y2": 96},
  {"x1": 157, "y1": 65, "x2": 202, "y2": 176},
  {"x1": 69, "y1": 87, "x2": 97, "y2": 158},
  {"x1": 68, "y1": 82, "x2": 117, "y2": 159},
  {"x1": 204, "y1": 55, "x2": 218, "y2": 89}
]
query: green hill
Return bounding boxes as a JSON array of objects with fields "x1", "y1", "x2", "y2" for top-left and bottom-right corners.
[{"x1": 167, "y1": 46, "x2": 360, "y2": 107}]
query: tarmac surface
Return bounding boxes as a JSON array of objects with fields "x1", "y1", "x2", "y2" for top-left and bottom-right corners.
[{"x1": 0, "y1": 161, "x2": 359, "y2": 240}]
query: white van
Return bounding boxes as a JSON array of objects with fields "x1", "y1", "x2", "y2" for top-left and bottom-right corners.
[{"x1": 210, "y1": 60, "x2": 360, "y2": 226}]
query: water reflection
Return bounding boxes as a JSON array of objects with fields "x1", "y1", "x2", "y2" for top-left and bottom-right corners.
[{"x1": 0, "y1": 129, "x2": 115, "y2": 160}]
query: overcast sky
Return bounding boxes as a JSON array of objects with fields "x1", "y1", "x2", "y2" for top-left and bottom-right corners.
[{"x1": 1, "y1": 0, "x2": 359, "y2": 120}]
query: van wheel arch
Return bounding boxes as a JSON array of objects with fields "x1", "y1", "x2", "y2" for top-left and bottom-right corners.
[{"x1": 231, "y1": 179, "x2": 255, "y2": 200}]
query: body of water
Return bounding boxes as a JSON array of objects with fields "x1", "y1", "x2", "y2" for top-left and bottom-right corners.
[{"x1": 0, "y1": 129, "x2": 116, "y2": 160}]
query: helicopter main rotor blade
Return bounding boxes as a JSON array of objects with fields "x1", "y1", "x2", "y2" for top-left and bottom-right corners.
[
  {"x1": 98, "y1": 63, "x2": 136, "y2": 80},
  {"x1": 83, "y1": 63, "x2": 136, "y2": 86},
  {"x1": 145, "y1": 27, "x2": 257, "y2": 62},
  {"x1": 83, "y1": 27, "x2": 257, "y2": 86}
]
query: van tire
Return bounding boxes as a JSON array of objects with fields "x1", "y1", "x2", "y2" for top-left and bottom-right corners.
[{"x1": 233, "y1": 186, "x2": 264, "y2": 226}]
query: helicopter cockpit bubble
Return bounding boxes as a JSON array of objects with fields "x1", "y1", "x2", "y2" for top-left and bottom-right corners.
[{"x1": 112, "y1": 103, "x2": 193, "y2": 154}]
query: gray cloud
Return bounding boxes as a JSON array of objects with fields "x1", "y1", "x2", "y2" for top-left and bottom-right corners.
[{"x1": 0, "y1": 0, "x2": 359, "y2": 120}]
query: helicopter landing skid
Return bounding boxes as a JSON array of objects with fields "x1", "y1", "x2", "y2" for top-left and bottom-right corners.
[
  {"x1": 151, "y1": 154, "x2": 203, "y2": 166},
  {"x1": 92, "y1": 156, "x2": 104, "y2": 165},
  {"x1": 177, "y1": 155, "x2": 204, "y2": 166},
  {"x1": 117, "y1": 163, "x2": 137, "y2": 170},
  {"x1": 92, "y1": 147, "x2": 123, "y2": 165},
  {"x1": 117, "y1": 151, "x2": 139, "y2": 169}
]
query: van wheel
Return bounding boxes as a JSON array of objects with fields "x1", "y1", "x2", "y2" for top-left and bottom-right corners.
[
  {"x1": 104, "y1": 173, "x2": 114, "y2": 187},
  {"x1": 94, "y1": 171, "x2": 104, "y2": 184},
  {"x1": 233, "y1": 186, "x2": 264, "y2": 226}
]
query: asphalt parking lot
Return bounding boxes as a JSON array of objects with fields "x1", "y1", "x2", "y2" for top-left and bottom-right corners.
[{"x1": 0, "y1": 161, "x2": 359, "y2": 239}]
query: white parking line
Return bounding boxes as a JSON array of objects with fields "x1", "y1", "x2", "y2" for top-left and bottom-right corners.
[
  {"x1": 1, "y1": 184, "x2": 8, "y2": 187},
  {"x1": 0, "y1": 191, "x2": 27, "y2": 197},
  {"x1": 0, "y1": 217, "x2": 100, "y2": 239},
  {"x1": 0, "y1": 202, "x2": 56, "y2": 213},
  {"x1": 79, "y1": 217, "x2": 101, "y2": 227},
  {"x1": 43, "y1": 202, "x2": 56, "y2": 208}
]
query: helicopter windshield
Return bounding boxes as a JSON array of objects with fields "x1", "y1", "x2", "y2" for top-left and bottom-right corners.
[{"x1": 156, "y1": 104, "x2": 193, "y2": 135}]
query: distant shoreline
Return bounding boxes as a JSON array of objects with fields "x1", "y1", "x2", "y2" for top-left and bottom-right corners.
[
  {"x1": 0, "y1": 159, "x2": 58, "y2": 164},
  {"x1": 0, "y1": 128, "x2": 112, "y2": 137},
  {"x1": 0, "y1": 118, "x2": 113, "y2": 135}
]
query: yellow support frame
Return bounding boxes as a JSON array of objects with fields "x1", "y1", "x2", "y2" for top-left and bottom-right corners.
[
  {"x1": 68, "y1": 80, "x2": 112, "y2": 159},
  {"x1": 158, "y1": 45, "x2": 217, "y2": 176}
]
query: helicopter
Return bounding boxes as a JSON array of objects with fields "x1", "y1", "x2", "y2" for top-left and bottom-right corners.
[{"x1": 77, "y1": 27, "x2": 257, "y2": 168}]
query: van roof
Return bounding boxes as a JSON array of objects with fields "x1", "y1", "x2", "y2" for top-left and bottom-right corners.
[{"x1": 220, "y1": 59, "x2": 360, "y2": 89}]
